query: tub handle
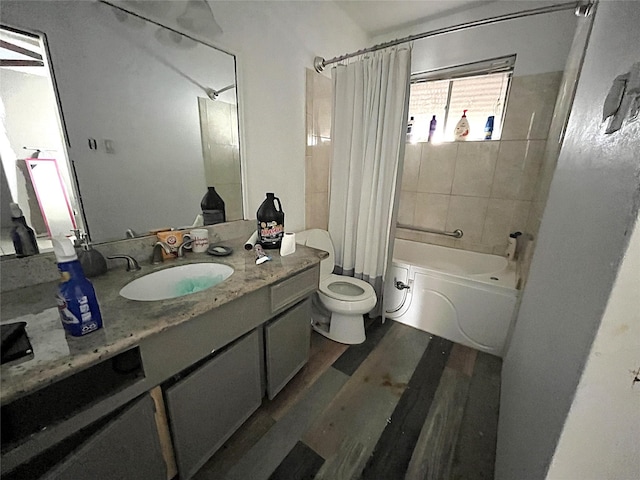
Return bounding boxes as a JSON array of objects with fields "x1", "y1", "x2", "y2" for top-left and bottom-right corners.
[{"x1": 395, "y1": 280, "x2": 411, "y2": 290}]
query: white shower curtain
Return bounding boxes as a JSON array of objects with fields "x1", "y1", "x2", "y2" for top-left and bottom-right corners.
[{"x1": 328, "y1": 47, "x2": 412, "y2": 314}]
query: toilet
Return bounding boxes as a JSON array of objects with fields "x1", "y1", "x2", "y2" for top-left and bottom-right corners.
[{"x1": 298, "y1": 229, "x2": 377, "y2": 344}]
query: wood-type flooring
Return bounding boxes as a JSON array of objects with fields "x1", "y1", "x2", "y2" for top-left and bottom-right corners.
[{"x1": 194, "y1": 318, "x2": 501, "y2": 480}]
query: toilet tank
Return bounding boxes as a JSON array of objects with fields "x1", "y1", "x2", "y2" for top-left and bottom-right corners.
[{"x1": 298, "y1": 229, "x2": 334, "y2": 279}]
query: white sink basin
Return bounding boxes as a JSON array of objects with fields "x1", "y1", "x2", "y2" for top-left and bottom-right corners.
[{"x1": 120, "y1": 263, "x2": 234, "y2": 301}]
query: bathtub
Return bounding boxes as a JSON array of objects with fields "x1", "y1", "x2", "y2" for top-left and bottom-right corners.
[{"x1": 384, "y1": 239, "x2": 519, "y2": 357}]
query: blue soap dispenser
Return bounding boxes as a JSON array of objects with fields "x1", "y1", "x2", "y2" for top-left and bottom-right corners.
[{"x1": 53, "y1": 236, "x2": 103, "y2": 336}]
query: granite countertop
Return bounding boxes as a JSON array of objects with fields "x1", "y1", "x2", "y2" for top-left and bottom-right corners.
[{"x1": 0, "y1": 237, "x2": 326, "y2": 405}]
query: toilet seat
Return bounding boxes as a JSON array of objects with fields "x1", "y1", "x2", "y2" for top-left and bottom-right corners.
[
  {"x1": 318, "y1": 274, "x2": 377, "y2": 314},
  {"x1": 320, "y1": 274, "x2": 375, "y2": 303}
]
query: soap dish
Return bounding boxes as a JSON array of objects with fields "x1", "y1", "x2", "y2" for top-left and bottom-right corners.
[{"x1": 207, "y1": 245, "x2": 233, "y2": 257}]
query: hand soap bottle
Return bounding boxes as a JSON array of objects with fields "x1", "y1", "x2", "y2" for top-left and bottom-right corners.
[
  {"x1": 454, "y1": 110, "x2": 470, "y2": 141},
  {"x1": 53, "y1": 236, "x2": 103, "y2": 336}
]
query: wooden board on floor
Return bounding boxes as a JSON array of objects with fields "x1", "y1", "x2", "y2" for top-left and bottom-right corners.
[
  {"x1": 224, "y1": 367, "x2": 349, "y2": 480},
  {"x1": 450, "y1": 352, "x2": 502, "y2": 480},
  {"x1": 360, "y1": 335, "x2": 454, "y2": 479},
  {"x1": 331, "y1": 318, "x2": 392, "y2": 376},
  {"x1": 193, "y1": 408, "x2": 275, "y2": 480},
  {"x1": 304, "y1": 322, "x2": 432, "y2": 479},
  {"x1": 263, "y1": 332, "x2": 349, "y2": 422},
  {"x1": 404, "y1": 366, "x2": 471, "y2": 480},
  {"x1": 267, "y1": 441, "x2": 324, "y2": 480},
  {"x1": 446, "y1": 343, "x2": 478, "y2": 377}
]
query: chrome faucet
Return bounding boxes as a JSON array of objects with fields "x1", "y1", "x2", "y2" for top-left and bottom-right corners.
[
  {"x1": 107, "y1": 255, "x2": 141, "y2": 271},
  {"x1": 151, "y1": 242, "x2": 172, "y2": 264},
  {"x1": 177, "y1": 238, "x2": 194, "y2": 258}
]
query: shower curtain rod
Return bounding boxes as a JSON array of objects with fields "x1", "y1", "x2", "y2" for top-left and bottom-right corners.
[{"x1": 314, "y1": 1, "x2": 593, "y2": 72}]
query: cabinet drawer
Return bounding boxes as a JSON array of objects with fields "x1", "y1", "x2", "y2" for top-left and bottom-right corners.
[
  {"x1": 265, "y1": 298, "x2": 311, "y2": 399},
  {"x1": 270, "y1": 266, "x2": 319, "y2": 313},
  {"x1": 43, "y1": 394, "x2": 165, "y2": 480},
  {"x1": 164, "y1": 330, "x2": 262, "y2": 480}
]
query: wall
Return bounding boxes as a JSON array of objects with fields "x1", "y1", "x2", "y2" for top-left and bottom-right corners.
[
  {"x1": 496, "y1": 2, "x2": 640, "y2": 478},
  {"x1": 208, "y1": 2, "x2": 368, "y2": 231},
  {"x1": 546, "y1": 210, "x2": 640, "y2": 479},
  {"x1": 372, "y1": 1, "x2": 577, "y2": 77},
  {"x1": 397, "y1": 71, "x2": 562, "y2": 257}
]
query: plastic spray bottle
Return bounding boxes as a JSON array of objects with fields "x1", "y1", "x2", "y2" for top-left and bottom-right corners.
[{"x1": 53, "y1": 236, "x2": 103, "y2": 336}]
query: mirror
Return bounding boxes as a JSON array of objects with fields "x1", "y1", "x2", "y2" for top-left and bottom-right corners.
[{"x1": 0, "y1": 0, "x2": 243, "y2": 254}]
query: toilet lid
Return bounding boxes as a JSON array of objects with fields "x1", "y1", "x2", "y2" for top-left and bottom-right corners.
[{"x1": 320, "y1": 274, "x2": 376, "y2": 302}]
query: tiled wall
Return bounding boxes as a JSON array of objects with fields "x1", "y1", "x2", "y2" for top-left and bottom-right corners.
[
  {"x1": 305, "y1": 69, "x2": 332, "y2": 230},
  {"x1": 397, "y1": 71, "x2": 563, "y2": 256}
]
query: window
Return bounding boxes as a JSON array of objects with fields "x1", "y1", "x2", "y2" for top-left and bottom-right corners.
[{"x1": 408, "y1": 55, "x2": 514, "y2": 143}]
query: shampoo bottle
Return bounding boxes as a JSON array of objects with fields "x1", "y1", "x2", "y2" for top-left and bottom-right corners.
[
  {"x1": 454, "y1": 110, "x2": 470, "y2": 141},
  {"x1": 53, "y1": 236, "x2": 103, "y2": 336},
  {"x1": 428, "y1": 115, "x2": 437, "y2": 142}
]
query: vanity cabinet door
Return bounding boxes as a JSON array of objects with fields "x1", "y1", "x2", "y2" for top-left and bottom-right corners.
[
  {"x1": 164, "y1": 329, "x2": 262, "y2": 480},
  {"x1": 43, "y1": 394, "x2": 166, "y2": 480},
  {"x1": 265, "y1": 297, "x2": 312, "y2": 400}
]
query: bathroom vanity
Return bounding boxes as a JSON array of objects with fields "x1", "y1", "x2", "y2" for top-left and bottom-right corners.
[{"x1": 0, "y1": 235, "x2": 324, "y2": 479}]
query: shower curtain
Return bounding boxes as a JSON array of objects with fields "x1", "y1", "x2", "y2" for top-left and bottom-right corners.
[{"x1": 328, "y1": 47, "x2": 412, "y2": 315}]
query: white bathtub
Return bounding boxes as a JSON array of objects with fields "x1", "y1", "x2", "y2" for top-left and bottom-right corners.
[{"x1": 384, "y1": 239, "x2": 519, "y2": 357}]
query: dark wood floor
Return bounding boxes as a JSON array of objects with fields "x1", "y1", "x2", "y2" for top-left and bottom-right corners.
[{"x1": 194, "y1": 319, "x2": 501, "y2": 480}]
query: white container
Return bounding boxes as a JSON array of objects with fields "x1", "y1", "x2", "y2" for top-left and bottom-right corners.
[{"x1": 454, "y1": 110, "x2": 470, "y2": 141}]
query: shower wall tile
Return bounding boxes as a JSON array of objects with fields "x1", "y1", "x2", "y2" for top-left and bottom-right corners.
[
  {"x1": 501, "y1": 71, "x2": 563, "y2": 141},
  {"x1": 402, "y1": 144, "x2": 422, "y2": 191},
  {"x1": 482, "y1": 198, "x2": 516, "y2": 246},
  {"x1": 305, "y1": 192, "x2": 329, "y2": 230},
  {"x1": 306, "y1": 144, "x2": 331, "y2": 194},
  {"x1": 451, "y1": 142, "x2": 499, "y2": 197},
  {"x1": 446, "y1": 196, "x2": 488, "y2": 244},
  {"x1": 518, "y1": 140, "x2": 545, "y2": 201},
  {"x1": 414, "y1": 193, "x2": 449, "y2": 231},
  {"x1": 491, "y1": 140, "x2": 528, "y2": 199},
  {"x1": 417, "y1": 143, "x2": 457, "y2": 194},
  {"x1": 305, "y1": 69, "x2": 332, "y2": 230},
  {"x1": 397, "y1": 191, "x2": 417, "y2": 226},
  {"x1": 511, "y1": 200, "x2": 532, "y2": 233},
  {"x1": 312, "y1": 72, "x2": 332, "y2": 140}
]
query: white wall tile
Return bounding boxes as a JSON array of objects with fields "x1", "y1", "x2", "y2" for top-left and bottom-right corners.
[
  {"x1": 417, "y1": 143, "x2": 458, "y2": 194},
  {"x1": 501, "y1": 71, "x2": 562, "y2": 141},
  {"x1": 397, "y1": 190, "x2": 417, "y2": 226},
  {"x1": 414, "y1": 193, "x2": 450, "y2": 230},
  {"x1": 402, "y1": 143, "x2": 422, "y2": 191},
  {"x1": 451, "y1": 142, "x2": 499, "y2": 197},
  {"x1": 483, "y1": 198, "x2": 516, "y2": 245},
  {"x1": 446, "y1": 195, "x2": 489, "y2": 243},
  {"x1": 305, "y1": 192, "x2": 328, "y2": 230},
  {"x1": 492, "y1": 140, "x2": 528, "y2": 199},
  {"x1": 518, "y1": 140, "x2": 546, "y2": 200}
]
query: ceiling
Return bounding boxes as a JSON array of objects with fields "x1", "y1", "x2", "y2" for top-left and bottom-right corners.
[{"x1": 333, "y1": 0, "x2": 498, "y2": 37}]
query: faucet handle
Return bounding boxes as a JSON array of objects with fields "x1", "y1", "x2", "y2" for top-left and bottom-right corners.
[
  {"x1": 178, "y1": 238, "x2": 194, "y2": 257},
  {"x1": 107, "y1": 255, "x2": 141, "y2": 271}
]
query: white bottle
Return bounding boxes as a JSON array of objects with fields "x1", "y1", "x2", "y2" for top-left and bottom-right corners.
[{"x1": 454, "y1": 110, "x2": 470, "y2": 141}]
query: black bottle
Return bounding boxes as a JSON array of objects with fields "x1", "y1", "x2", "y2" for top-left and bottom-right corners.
[
  {"x1": 257, "y1": 193, "x2": 284, "y2": 249},
  {"x1": 201, "y1": 187, "x2": 226, "y2": 225},
  {"x1": 9, "y1": 203, "x2": 39, "y2": 257}
]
